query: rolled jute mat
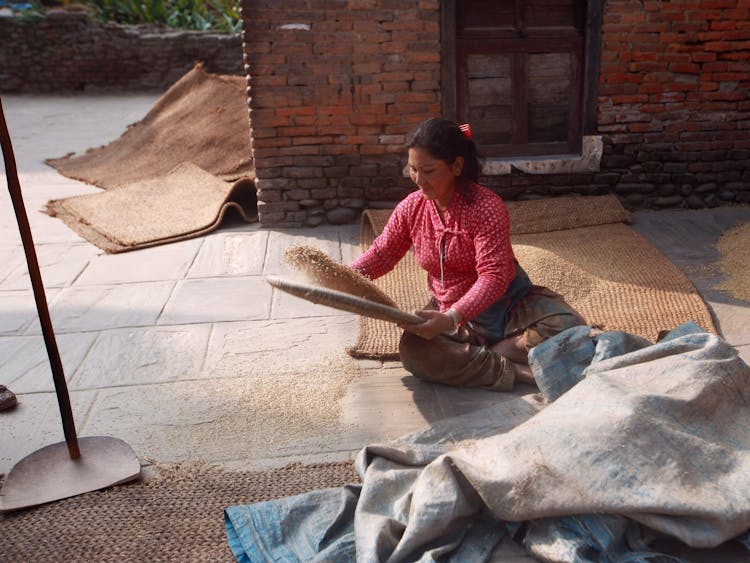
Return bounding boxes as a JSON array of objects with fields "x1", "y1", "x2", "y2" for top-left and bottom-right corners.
[
  {"x1": 0, "y1": 461, "x2": 359, "y2": 562},
  {"x1": 349, "y1": 195, "x2": 717, "y2": 359},
  {"x1": 44, "y1": 162, "x2": 257, "y2": 253},
  {"x1": 43, "y1": 63, "x2": 257, "y2": 253}
]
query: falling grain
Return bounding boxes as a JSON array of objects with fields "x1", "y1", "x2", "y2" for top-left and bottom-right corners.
[{"x1": 284, "y1": 245, "x2": 397, "y2": 306}]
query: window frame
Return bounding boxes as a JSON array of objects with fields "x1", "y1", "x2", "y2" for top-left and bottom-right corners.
[{"x1": 441, "y1": 0, "x2": 603, "y2": 161}]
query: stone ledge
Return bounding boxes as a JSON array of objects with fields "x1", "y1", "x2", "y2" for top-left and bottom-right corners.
[{"x1": 483, "y1": 136, "x2": 604, "y2": 176}]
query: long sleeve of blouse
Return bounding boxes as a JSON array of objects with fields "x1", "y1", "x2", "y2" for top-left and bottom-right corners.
[{"x1": 350, "y1": 183, "x2": 517, "y2": 322}]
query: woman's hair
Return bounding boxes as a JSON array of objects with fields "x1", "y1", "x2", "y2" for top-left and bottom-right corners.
[{"x1": 406, "y1": 118, "x2": 482, "y2": 183}]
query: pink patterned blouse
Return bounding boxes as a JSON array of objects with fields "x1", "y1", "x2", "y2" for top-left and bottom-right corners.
[{"x1": 350, "y1": 181, "x2": 517, "y2": 322}]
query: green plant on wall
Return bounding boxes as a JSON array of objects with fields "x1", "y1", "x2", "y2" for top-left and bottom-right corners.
[
  {"x1": 1, "y1": 0, "x2": 46, "y2": 23},
  {"x1": 85, "y1": 0, "x2": 241, "y2": 32}
]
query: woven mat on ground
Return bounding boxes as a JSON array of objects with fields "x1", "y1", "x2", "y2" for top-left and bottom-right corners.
[
  {"x1": 0, "y1": 461, "x2": 359, "y2": 562},
  {"x1": 45, "y1": 162, "x2": 257, "y2": 253},
  {"x1": 349, "y1": 195, "x2": 717, "y2": 359},
  {"x1": 44, "y1": 64, "x2": 256, "y2": 253}
]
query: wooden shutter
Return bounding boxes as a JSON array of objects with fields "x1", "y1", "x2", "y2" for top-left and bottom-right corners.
[{"x1": 455, "y1": 0, "x2": 585, "y2": 157}]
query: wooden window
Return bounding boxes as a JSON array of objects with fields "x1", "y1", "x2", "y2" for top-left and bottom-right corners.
[{"x1": 444, "y1": 0, "x2": 601, "y2": 159}]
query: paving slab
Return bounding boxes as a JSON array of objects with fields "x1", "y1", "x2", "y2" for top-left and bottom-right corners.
[
  {"x1": 0, "y1": 290, "x2": 41, "y2": 334},
  {"x1": 25, "y1": 211, "x2": 94, "y2": 245},
  {"x1": 708, "y1": 301, "x2": 750, "y2": 348},
  {"x1": 79, "y1": 379, "x2": 241, "y2": 464},
  {"x1": 69, "y1": 324, "x2": 213, "y2": 389},
  {"x1": 1, "y1": 242, "x2": 99, "y2": 290},
  {"x1": 75, "y1": 238, "x2": 202, "y2": 285},
  {"x1": 203, "y1": 316, "x2": 357, "y2": 378},
  {"x1": 2, "y1": 95, "x2": 160, "y2": 173},
  {"x1": 80, "y1": 365, "x2": 362, "y2": 466},
  {"x1": 186, "y1": 228, "x2": 269, "y2": 278},
  {"x1": 263, "y1": 226, "x2": 356, "y2": 275},
  {"x1": 0, "y1": 201, "x2": 23, "y2": 244},
  {"x1": 158, "y1": 276, "x2": 271, "y2": 325},
  {"x1": 339, "y1": 367, "x2": 433, "y2": 442},
  {"x1": 341, "y1": 363, "x2": 546, "y2": 443},
  {"x1": 732, "y1": 343, "x2": 749, "y2": 368},
  {"x1": 340, "y1": 222, "x2": 363, "y2": 263},
  {"x1": 270, "y1": 283, "x2": 352, "y2": 319},
  {"x1": 34, "y1": 280, "x2": 175, "y2": 333},
  {"x1": 0, "y1": 390, "x2": 98, "y2": 475},
  {"x1": 14, "y1": 171, "x2": 100, "y2": 202},
  {"x1": 4, "y1": 176, "x2": 103, "y2": 246},
  {"x1": 0, "y1": 332, "x2": 97, "y2": 393}
]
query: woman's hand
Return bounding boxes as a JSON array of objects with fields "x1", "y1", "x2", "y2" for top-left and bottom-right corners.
[{"x1": 400, "y1": 309, "x2": 455, "y2": 340}]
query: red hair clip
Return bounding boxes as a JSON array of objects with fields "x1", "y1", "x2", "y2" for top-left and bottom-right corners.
[{"x1": 459, "y1": 123, "x2": 472, "y2": 140}]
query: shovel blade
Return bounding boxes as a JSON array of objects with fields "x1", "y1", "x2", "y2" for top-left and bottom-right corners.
[{"x1": 0, "y1": 435, "x2": 141, "y2": 512}]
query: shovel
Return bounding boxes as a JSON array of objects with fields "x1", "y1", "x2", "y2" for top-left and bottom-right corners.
[{"x1": 0, "y1": 97, "x2": 140, "y2": 512}]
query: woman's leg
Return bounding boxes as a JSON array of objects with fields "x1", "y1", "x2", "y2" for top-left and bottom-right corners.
[
  {"x1": 498, "y1": 285, "x2": 588, "y2": 386},
  {"x1": 399, "y1": 331, "x2": 516, "y2": 391},
  {"x1": 398, "y1": 287, "x2": 586, "y2": 392},
  {"x1": 490, "y1": 334, "x2": 534, "y2": 385}
]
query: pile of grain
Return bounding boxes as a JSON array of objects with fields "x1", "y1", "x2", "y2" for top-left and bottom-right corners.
[
  {"x1": 142, "y1": 355, "x2": 360, "y2": 463},
  {"x1": 716, "y1": 221, "x2": 750, "y2": 302},
  {"x1": 284, "y1": 245, "x2": 396, "y2": 307}
]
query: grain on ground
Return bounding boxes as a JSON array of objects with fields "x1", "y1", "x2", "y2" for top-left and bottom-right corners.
[{"x1": 716, "y1": 221, "x2": 750, "y2": 302}]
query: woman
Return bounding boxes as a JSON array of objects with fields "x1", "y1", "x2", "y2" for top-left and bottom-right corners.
[{"x1": 349, "y1": 118, "x2": 585, "y2": 391}]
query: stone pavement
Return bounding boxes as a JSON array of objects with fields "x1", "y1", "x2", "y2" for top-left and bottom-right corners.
[{"x1": 1, "y1": 95, "x2": 749, "y2": 485}]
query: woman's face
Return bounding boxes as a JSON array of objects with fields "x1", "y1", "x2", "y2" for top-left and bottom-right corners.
[{"x1": 407, "y1": 147, "x2": 463, "y2": 208}]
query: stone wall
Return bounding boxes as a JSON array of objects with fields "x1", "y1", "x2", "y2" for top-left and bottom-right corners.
[
  {"x1": 0, "y1": 9, "x2": 243, "y2": 92},
  {"x1": 242, "y1": 0, "x2": 750, "y2": 226}
]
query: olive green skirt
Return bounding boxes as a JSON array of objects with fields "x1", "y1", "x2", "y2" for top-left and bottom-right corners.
[{"x1": 399, "y1": 286, "x2": 586, "y2": 392}]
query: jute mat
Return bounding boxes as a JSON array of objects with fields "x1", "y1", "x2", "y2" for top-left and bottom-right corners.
[
  {"x1": 46, "y1": 64, "x2": 254, "y2": 187},
  {"x1": 504, "y1": 193, "x2": 632, "y2": 235},
  {"x1": 44, "y1": 64, "x2": 257, "y2": 253},
  {"x1": 45, "y1": 162, "x2": 257, "y2": 253},
  {"x1": 349, "y1": 195, "x2": 717, "y2": 359},
  {"x1": 0, "y1": 461, "x2": 359, "y2": 562}
]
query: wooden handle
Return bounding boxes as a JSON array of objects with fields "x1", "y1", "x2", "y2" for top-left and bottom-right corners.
[{"x1": 0, "y1": 97, "x2": 80, "y2": 459}]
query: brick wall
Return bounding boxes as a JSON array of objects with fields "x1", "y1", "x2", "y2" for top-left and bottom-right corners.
[
  {"x1": 0, "y1": 9, "x2": 242, "y2": 93},
  {"x1": 595, "y1": 0, "x2": 750, "y2": 209},
  {"x1": 242, "y1": 0, "x2": 749, "y2": 226},
  {"x1": 241, "y1": 0, "x2": 441, "y2": 226}
]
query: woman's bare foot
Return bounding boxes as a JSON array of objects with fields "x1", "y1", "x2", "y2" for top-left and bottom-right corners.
[
  {"x1": 491, "y1": 334, "x2": 536, "y2": 386},
  {"x1": 511, "y1": 362, "x2": 535, "y2": 385}
]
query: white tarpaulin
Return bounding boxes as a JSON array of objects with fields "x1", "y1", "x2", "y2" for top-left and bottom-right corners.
[{"x1": 225, "y1": 323, "x2": 750, "y2": 562}]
